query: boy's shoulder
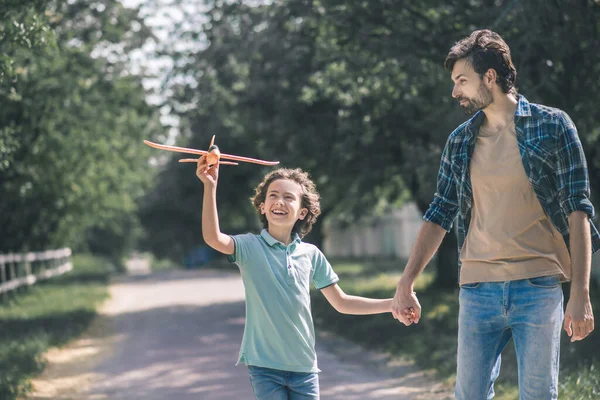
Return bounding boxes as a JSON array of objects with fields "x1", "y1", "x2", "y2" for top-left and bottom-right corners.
[
  {"x1": 230, "y1": 232, "x2": 261, "y2": 244},
  {"x1": 296, "y1": 241, "x2": 322, "y2": 255}
]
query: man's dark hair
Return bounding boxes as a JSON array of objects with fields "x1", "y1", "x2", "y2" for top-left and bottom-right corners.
[{"x1": 445, "y1": 29, "x2": 517, "y2": 94}]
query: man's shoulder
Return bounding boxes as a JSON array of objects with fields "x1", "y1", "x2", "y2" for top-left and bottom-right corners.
[{"x1": 527, "y1": 101, "x2": 570, "y2": 124}]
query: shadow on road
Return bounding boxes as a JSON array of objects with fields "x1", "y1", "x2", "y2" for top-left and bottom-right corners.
[{"x1": 29, "y1": 269, "x2": 452, "y2": 400}]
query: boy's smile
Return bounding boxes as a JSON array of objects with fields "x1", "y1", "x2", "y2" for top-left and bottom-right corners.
[{"x1": 261, "y1": 179, "x2": 308, "y2": 229}]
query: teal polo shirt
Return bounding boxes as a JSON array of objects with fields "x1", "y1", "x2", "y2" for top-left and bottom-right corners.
[{"x1": 227, "y1": 229, "x2": 339, "y2": 373}]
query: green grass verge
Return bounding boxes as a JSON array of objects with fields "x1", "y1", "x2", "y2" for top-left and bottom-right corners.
[
  {"x1": 143, "y1": 252, "x2": 180, "y2": 271},
  {"x1": 311, "y1": 259, "x2": 600, "y2": 399},
  {"x1": 0, "y1": 254, "x2": 110, "y2": 400}
]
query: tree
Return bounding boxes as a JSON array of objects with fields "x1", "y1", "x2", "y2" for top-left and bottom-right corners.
[
  {"x1": 0, "y1": 0, "x2": 165, "y2": 266},
  {"x1": 141, "y1": 0, "x2": 600, "y2": 286}
]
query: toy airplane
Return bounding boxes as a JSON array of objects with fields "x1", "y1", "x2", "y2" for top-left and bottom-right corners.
[{"x1": 143, "y1": 135, "x2": 279, "y2": 167}]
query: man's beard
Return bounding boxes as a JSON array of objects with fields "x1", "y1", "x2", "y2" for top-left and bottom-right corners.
[{"x1": 458, "y1": 83, "x2": 493, "y2": 115}]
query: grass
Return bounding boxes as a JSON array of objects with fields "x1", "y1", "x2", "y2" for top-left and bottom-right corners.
[
  {"x1": 143, "y1": 252, "x2": 180, "y2": 271},
  {"x1": 311, "y1": 258, "x2": 600, "y2": 399},
  {"x1": 0, "y1": 254, "x2": 111, "y2": 400}
]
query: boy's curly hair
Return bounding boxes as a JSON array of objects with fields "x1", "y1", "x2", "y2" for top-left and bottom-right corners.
[{"x1": 251, "y1": 168, "x2": 321, "y2": 238}]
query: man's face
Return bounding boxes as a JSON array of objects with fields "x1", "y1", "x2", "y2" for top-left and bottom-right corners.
[{"x1": 451, "y1": 59, "x2": 493, "y2": 115}]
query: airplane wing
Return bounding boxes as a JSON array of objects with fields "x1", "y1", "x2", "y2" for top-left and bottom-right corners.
[
  {"x1": 220, "y1": 153, "x2": 280, "y2": 166},
  {"x1": 144, "y1": 140, "x2": 208, "y2": 156}
]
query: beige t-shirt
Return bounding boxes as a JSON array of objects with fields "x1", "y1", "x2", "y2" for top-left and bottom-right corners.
[{"x1": 459, "y1": 122, "x2": 571, "y2": 285}]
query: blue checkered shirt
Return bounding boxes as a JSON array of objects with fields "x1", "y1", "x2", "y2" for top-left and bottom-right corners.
[{"x1": 424, "y1": 95, "x2": 600, "y2": 271}]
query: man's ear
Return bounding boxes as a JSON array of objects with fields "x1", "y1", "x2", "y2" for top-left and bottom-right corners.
[{"x1": 485, "y1": 68, "x2": 497, "y2": 87}]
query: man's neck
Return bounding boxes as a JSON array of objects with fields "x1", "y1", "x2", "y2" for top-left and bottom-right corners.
[{"x1": 481, "y1": 92, "x2": 518, "y2": 131}]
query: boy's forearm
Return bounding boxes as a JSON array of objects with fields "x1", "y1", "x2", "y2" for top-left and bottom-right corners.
[
  {"x1": 336, "y1": 296, "x2": 392, "y2": 315},
  {"x1": 568, "y1": 211, "x2": 592, "y2": 295}
]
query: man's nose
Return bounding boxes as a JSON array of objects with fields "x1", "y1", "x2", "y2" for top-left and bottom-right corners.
[{"x1": 452, "y1": 85, "x2": 460, "y2": 99}]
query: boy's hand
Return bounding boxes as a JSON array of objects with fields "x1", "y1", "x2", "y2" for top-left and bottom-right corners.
[
  {"x1": 196, "y1": 155, "x2": 219, "y2": 186},
  {"x1": 404, "y1": 307, "x2": 416, "y2": 323},
  {"x1": 393, "y1": 307, "x2": 416, "y2": 323}
]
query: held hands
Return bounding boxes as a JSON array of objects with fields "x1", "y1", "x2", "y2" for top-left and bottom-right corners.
[
  {"x1": 196, "y1": 155, "x2": 219, "y2": 186},
  {"x1": 392, "y1": 282, "x2": 421, "y2": 326},
  {"x1": 564, "y1": 292, "x2": 594, "y2": 342}
]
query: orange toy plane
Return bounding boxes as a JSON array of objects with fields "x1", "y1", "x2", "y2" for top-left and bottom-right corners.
[{"x1": 144, "y1": 135, "x2": 279, "y2": 167}]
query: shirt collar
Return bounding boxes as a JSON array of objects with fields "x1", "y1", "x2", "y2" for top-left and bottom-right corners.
[
  {"x1": 260, "y1": 229, "x2": 301, "y2": 248},
  {"x1": 514, "y1": 94, "x2": 532, "y2": 117},
  {"x1": 466, "y1": 94, "x2": 531, "y2": 135}
]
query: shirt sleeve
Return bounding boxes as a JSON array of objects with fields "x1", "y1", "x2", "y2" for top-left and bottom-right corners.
[
  {"x1": 423, "y1": 136, "x2": 460, "y2": 231},
  {"x1": 555, "y1": 112, "x2": 595, "y2": 218},
  {"x1": 226, "y1": 233, "x2": 255, "y2": 268},
  {"x1": 311, "y1": 248, "x2": 339, "y2": 290}
]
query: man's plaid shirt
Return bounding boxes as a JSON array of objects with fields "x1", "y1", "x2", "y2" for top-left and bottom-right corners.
[{"x1": 423, "y1": 95, "x2": 600, "y2": 270}]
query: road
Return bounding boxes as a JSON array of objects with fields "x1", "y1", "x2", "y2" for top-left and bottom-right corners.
[{"x1": 29, "y1": 262, "x2": 453, "y2": 399}]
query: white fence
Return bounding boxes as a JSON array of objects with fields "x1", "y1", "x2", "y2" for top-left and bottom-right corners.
[
  {"x1": 323, "y1": 202, "x2": 423, "y2": 259},
  {"x1": 0, "y1": 248, "x2": 73, "y2": 295}
]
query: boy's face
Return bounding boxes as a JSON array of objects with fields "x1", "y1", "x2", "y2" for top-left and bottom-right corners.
[
  {"x1": 451, "y1": 59, "x2": 493, "y2": 115},
  {"x1": 260, "y1": 179, "x2": 308, "y2": 229}
]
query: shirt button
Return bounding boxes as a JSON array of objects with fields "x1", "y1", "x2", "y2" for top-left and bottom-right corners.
[{"x1": 288, "y1": 265, "x2": 291, "y2": 269}]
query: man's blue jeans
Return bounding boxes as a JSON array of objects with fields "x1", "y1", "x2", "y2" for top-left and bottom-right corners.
[
  {"x1": 455, "y1": 276, "x2": 563, "y2": 400},
  {"x1": 248, "y1": 365, "x2": 319, "y2": 399}
]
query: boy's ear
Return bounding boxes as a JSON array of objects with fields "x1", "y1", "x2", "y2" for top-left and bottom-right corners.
[
  {"x1": 299, "y1": 208, "x2": 308, "y2": 220},
  {"x1": 260, "y1": 203, "x2": 266, "y2": 214}
]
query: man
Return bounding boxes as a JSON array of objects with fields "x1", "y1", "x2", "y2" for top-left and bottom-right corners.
[{"x1": 391, "y1": 29, "x2": 599, "y2": 399}]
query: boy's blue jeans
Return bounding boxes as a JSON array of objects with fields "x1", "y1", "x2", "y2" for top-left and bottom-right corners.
[
  {"x1": 455, "y1": 275, "x2": 563, "y2": 400},
  {"x1": 248, "y1": 365, "x2": 319, "y2": 399}
]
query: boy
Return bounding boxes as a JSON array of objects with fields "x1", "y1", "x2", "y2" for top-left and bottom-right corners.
[{"x1": 197, "y1": 157, "x2": 398, "y2": 399}]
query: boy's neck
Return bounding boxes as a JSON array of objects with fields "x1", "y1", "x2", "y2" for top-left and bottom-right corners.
[{"x1": 267, "y1": 226, "x2": 294, "y2": 246}]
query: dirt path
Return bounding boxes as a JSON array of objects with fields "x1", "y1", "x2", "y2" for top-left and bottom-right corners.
[{"x1": 28, "y1": 261, "x2": 453, "y2": 399}]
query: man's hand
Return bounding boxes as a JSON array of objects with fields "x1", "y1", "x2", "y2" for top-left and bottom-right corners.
[
  {"x1": 564, "y1": 291, "x2": 594, "y2": 342},
  {"x1": 392, "y1": 281, "x2": 422, "y2": 325},
  {"x1": 196, "y1": 155, "x2": 219, "y2": 186}
]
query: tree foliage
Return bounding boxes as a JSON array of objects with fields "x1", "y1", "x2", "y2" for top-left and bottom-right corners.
[
  {"x1": 0, "y1": 0, "x2": 165, "y2": 265},
  {"x1": 140, "y1": 0, "x2": 600, "y2": 285}
]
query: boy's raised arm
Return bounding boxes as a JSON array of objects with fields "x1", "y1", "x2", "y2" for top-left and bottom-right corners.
[{"x1": 197, "y1": 157, "x2": 234, "y2": 255}]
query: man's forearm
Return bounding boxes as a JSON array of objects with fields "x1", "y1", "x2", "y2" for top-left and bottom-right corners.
[
  {"x1": 568, "y1": 211, "x2": 592, "y2": 295},
  {"x1": 398, "y1": 221, "x2": 448, "y2": 289}
]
